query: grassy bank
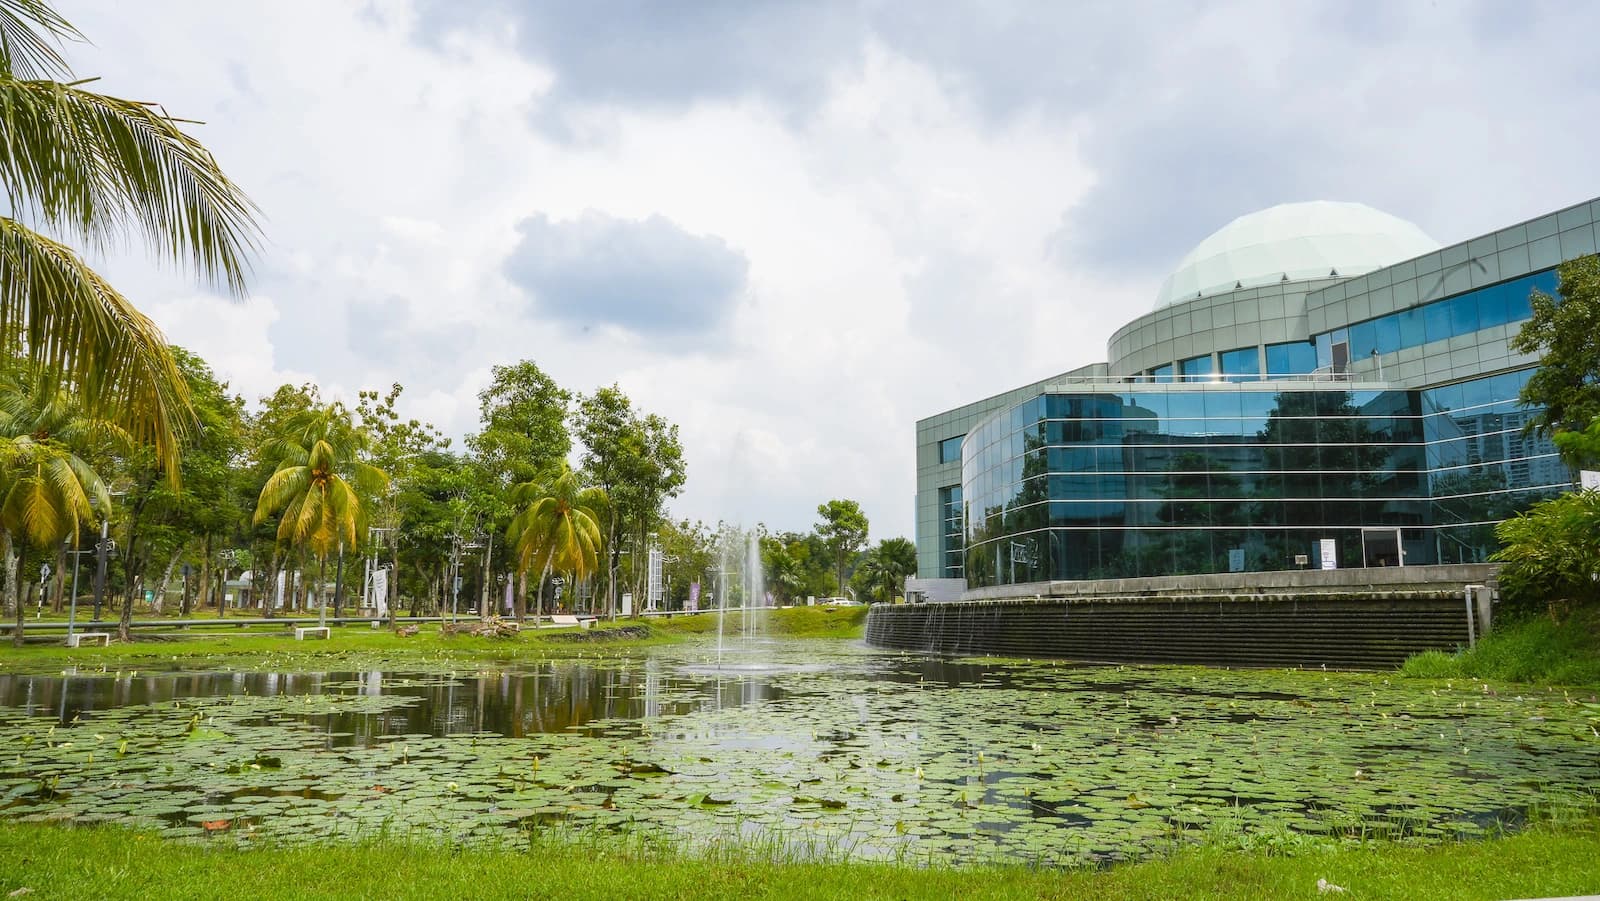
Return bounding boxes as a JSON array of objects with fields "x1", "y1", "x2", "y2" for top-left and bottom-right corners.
[
  {"x1": 1402, "y1": 605, "x2": 1600, "y2": 686},
  {"x1": 1, "y1": 817, "x2": 1597, "y2": 900},
  {"x1": 0, "y1": 606, "x2": 867, "y2": 671}
]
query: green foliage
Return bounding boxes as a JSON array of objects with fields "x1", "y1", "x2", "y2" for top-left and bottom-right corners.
[
  {"x1": 507, "y1": 464, "x2": 606, "y2": 586},
  {"x1": 851, "y1": 537, "x2": 917, "y2": 603},
  {"x1": 1513, "y1": 254, "x2": 1600, "y2": 462},
  {"x1": 814, "y1": 499, "x2": 869, "y2": 595},
  {"x1": 253, "y1": 404, "x2": 389, "y2": 559},
  {"x1": 467, "y1": 361, "x2": 569, "y2": 487},
  {"x1": 1490, "y1": 489, "x2": 1600, "y2": 612},
  {"x1": 0, "y1": 0, "x2": 261, "y2": 478},
  {"x1": 1401, "y1": 606, "x2": 1600, "y2": 686}
]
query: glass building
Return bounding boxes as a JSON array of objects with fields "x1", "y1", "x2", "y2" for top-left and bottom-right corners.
[{"x1": 915, "y1": 198, "x2": 1600, "y2": 591}]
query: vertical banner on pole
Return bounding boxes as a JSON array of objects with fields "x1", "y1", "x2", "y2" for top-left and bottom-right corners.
[
  {"x1": 687, "y1": 582, "x2": 700, "y2": 613},
  {"x1": 372, "y1": 569, "x2": 389, "y2": 619}
]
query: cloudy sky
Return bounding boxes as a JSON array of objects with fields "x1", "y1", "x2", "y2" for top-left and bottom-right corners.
[{"x1": 67, "y1": 0, "x2": 1600, "y2": 540}]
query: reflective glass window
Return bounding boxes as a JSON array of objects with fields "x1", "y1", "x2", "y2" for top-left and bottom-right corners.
[
  {"x1": 1180, "y1": 355, "x2": 1212, "y2": 379},
  {"x1": 1348, "y1": 319, "x2": 1378, "y2": 360},
  {"x1": 1150, "y1": 363, "x2": 1175, "y2": 384},
  {"x1": 1264, "y1": 341, "x2": 1317, "y2": 377},
  {"x1": 938, "y1": 435, "x2": 963, "y2": 464},
  {"x1": 1218, "y1": 346, "x2": 1261, "y2": 382}
]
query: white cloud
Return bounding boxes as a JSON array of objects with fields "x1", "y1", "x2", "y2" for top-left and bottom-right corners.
[{"x1": 62, "y1": 0, "x2": 1600, "y2": 545}]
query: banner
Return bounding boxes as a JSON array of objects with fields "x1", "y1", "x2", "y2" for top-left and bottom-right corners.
[
  {"x1": 687, "y1": 581, "x2": 700, "y2": 613},
  {"x1": 274, "y1": 570, "x2": 286, "y2": 609},
  {"x1": 371, "y1": 569, "x2": 389, "y2": 618}
]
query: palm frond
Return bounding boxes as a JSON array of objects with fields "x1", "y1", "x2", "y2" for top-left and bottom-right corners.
[
  {"x1": 254, "y1": 465, "x2": 309, "y2": 524},
  {"x1": 0, "y1": 75, "x2": 260, "y2": 293},
  {"x1": 0, "y1": 218, "x2": 190, "y2": 477},
  {"x1": 0, "y1": 0, "x2": 76, "y2": 81}
]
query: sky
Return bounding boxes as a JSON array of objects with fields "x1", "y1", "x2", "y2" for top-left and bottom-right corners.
[{"x1": 63, "y1": 0, "x2": 1600, "y2": 541}]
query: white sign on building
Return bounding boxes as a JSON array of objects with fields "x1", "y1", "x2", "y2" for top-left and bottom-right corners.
[
  {"x1": 1319, "y1": 538, "x2": 1338, "y2": 571},
  {"x1": 1581, "y1": 470, "x2": 1600, "y2": 491}
]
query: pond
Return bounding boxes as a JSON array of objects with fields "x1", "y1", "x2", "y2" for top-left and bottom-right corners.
[{"x1": 2, "y1": 638, "x2": 1597, "y2": 864}]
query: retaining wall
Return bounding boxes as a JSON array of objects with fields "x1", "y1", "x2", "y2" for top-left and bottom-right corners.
[{"x1": 865, "y1": 591, "x2": 1477, "y2": 670}]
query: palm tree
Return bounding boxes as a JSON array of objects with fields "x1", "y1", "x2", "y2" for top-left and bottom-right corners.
[
  {"x1": 0, "y1": 1, "x2": 260, "y2": 479},
  {"x1": 0, "y1": 369, "x2": 122, "y2": 645},
  {"x1": 507, "y1": 465, "x2": 606, "y2": 625},
  {"x1": 253, "y1": 406, "x2": 388, "y2": 627}
]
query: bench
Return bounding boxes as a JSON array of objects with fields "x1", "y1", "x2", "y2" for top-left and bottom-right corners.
[
  {"x1": 295, "y1": 627, "x2": 331, "y2": 641},
  {"x1": 546, "y1": 614, "x2": 592, "y2": 630},
  {"x1": 66, "y1": 632, "x2": 110, "y2": 648}
]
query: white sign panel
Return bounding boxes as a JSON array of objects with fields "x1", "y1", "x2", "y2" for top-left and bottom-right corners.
[
  {"x1": 1319, "y1": 538, "x2": 1338, "y2": 571},
  {"x1": 1581, "y1": 470, "x2": 1600, "y2": 491},
  {"x1": 371, "y1": 569, "x2": 388, "y2": 618}
]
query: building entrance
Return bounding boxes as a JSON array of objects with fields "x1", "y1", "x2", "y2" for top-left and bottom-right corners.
[{"x1": 1362, "y1": 528, "x2": 1404, "y2": 568}]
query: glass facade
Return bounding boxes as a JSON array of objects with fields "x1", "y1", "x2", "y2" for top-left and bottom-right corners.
[
  {"x1": 938, "y1": 435, "x2": 964, "y2": 464},
  {"x1": 938, "y1": 486, "x2": 964, "y2": 577},
  {"x1": 1150, "y1": 363, "x2": 1174, "y2": 383},
  {"x1": 1265, "y1": 340, "x2": 1317, "y2": 377},
  {"x1": 1218, "y1": 346, "x2": 1260, "y2": 382},
  {"x1": 959, "y1": 369, "x2": 1570, "y2": 587},
  {"x1": 1179, "y1": 354, "x2": 1213, "y2": 379},
  {"x1": 1315, "y1": 270, "x2": 1557, "y2": 371}
]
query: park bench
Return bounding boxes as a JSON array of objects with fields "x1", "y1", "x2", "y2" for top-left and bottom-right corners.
[
  {"x1": 66, "y1": 632, "x2": 109, "y2": 647},
  {"x1": 295, "y1": 626, "x2": 331, "y2": 641},
  {"x1": 546, "y1": 614, "x2": 592, "y2": 630}
]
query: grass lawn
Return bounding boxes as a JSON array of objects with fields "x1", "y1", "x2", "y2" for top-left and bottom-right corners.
[
  {"x1": 0, "y1": 817, "x2": 1597, "y2": 900},
  {"x1": 0, "y1": 606, "x2": 868, "y2": 671},
  {"x1": 1402, "y1": 605, "x2": 1600, "y2": 687}
]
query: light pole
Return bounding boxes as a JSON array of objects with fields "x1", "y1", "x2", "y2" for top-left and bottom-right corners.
[{"x1": 91, "y1": 520, "x2": 113, "y2": 623}]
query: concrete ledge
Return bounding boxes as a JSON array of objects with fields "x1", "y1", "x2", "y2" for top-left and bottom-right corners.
[
  {"x1": 65, "y1": 632, "x2": 109, "y2": 648},
  {"x1": 960, "y1": 563, "x2": 1501, "y2": 602},
  {"x1": 294, "y1": 626, "x2": 331, "y2": 641}
]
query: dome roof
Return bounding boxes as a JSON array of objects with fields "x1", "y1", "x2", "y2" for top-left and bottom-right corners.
[{"x1": 1154, "y1": 201, "x2": 1439, "y2": 309}]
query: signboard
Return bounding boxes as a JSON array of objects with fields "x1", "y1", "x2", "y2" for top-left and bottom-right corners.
[
  {"x1": 1319, "y1": 538, "x2": 1338, "y2": 571},
  {"x1": 621, "y1": 592, "x2": 633, "y2": 617},
  {"x1": 1581, "y1": 470, "x2": 1600, "y2": 491},
  {"x1": 687, "y1": 582, "x2": 700, "y2": 613},
  {"x1": 371, "y1": 569, "x2": 388, "y2": 618},
  {"x1": 1227, "y1": 548, "x2": 1244, "y2": 573}
]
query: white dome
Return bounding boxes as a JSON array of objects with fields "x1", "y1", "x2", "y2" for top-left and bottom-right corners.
[{"x1": 1154, "y1": 201, "x2": 1439, "y2": 309}]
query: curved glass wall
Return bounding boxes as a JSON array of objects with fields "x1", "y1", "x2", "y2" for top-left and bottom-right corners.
[{"x1": 960, "y1": 368, "x2": 1570, "y2": 587}]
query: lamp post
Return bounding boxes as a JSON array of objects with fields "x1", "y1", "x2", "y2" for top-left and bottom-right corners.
[{"x1": 91, "y1": 520, "x2": 114, "y2": 623}]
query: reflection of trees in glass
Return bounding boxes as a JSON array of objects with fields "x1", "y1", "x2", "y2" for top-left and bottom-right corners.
[
  {"x1": 1143, "y1": 452, "x2": 1246, "y2": 576},
  {"x1": 1254, "y1": 391, "x2": 1389, "y2": 528}
]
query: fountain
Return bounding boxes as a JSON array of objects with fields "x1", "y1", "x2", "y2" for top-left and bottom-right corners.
[{"x1": 692, "y1": 527, "x2": 821, "y2": 677}]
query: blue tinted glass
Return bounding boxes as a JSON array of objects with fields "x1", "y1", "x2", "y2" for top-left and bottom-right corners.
[
  {"x1": 1448, "y1": 294, "x2": 1479, "y2": 335},
  {"x1": 1423, "y1": 300, "x2": 1452, "y2": 344},
  {"x1": 1166, "y1": 392, "x2": 1206, "y2": 420},
  {"x1": 1151, "y1": 363, "x2": 1174, "y2": 384},
  {"x1": 1218, "y1": 346, "x2": 1260, "y2": 382},
  {"x1": 1204, "y1": 390, "x2": 1242, "y2": 419},
  {"x1": 1180, "y1": 355, "x2": 1212, "y2": 378},
  {"x1": 1264, "y1": 341, "x2": 1317, "y2": 377},
  {"x1": 1372, "y1": 313, "x2": 1402, "y2": 355},
  {"x1": 1396, "y1": 307, "x2": 1424, "y2": 348},
  {"x1": 1127, "y1": 391, "x2": 1167, "y2": 418},
  {"x1": 1314, "y1": 333, "x2": 1333, "y2": 370},
  {"x1": 1348, "y1": 319, "x2": 1378, "y2": 359},
  {"x1": 1477, "y1": 282, "x2": 1511, "y2": 328},
  {"x1": 939, "y1": 435, "x2": 963, "y2": 463}
]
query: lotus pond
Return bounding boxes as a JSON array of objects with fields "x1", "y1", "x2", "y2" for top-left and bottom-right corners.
[{"x1": 2, "y1": 638, "x2": 1597, "y2": 865}]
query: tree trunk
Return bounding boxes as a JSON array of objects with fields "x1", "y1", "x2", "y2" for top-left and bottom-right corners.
[
  {"x1": 480, "y1": 539, "x2": 493, "y2": 621},
  {"x1": 317, "y1": 555, "x2": 328, "y2": 628},
  {"x1": 152, "y1": 552, "x2": 180, "y2": 616},
  {"x1": 7, "y1": 533, "x2": 21, "y2": 649},
  {"x1": 197, "y1": 534, "x2": 212, "y2": 613},
  {"x1": 536, "y1": 561, "x2": 551, "y2": 624},
  {"x1": 262, "y1": 546, "x2": 280, "y2": 619},
  {"x1": 119, "y1": 569, "x2": 138, "y2": 642},
  {"x1": 51, "y1": 542, "x2": 66, "y2": 613},
  {"x1": 514, "y1": 568, "x2": 527, "y2": 624},
  {"x1": 332, "y1": 545, "x2": 345, "y2": 619}
]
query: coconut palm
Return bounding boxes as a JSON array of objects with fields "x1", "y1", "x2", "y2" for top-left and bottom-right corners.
[
  {"x1": 507, "y1": 465, "x2": 606, "y2": 624},
  {"x1": 253, "y1": 405, "x2": 388, "y2": 626},
  {"x1": 0, "y1": 0, "x2": 260, "y2": 478},
  {"x1": 0, "y1": 368, "x2": 123, "y2": 645}
]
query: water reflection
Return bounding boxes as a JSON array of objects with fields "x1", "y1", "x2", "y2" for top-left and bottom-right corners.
[{"x1": 0, "y1": 659, "x2": 797, "y2": 747}]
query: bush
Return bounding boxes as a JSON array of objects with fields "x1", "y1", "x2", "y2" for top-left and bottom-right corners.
[{"x1": 1492, "y1": 489, "x2": 1600, "y2": 617}]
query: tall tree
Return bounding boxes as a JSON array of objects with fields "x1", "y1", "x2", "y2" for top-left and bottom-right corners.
[
  {"x1": 253, "y1": 404, "x2": 388, "y2": 627},
  {"x1": 357, "y1": 384, "x2": 445, "y2": 622},
  {"x1": 575, "y1": 386, "x2": 686, "y2": 617},
  {"x1": 0, "y1": 0, "x2": 260, "y2": 477},
  {"x1": 815, "y1": 499, "x2": 869, "y2": 596},
  {"x1": 507, "y1": 464, "x2": 606, "y2": 624},
  {"x1": 0, "y1": 368, "x2": 118, "y2": 645},
  {"x1": 1513, "y1": 254, "x2": 1600, "y2": 465}
]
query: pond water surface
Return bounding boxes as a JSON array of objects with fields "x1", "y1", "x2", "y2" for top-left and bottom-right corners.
[{"x1": 2, "y1": 638, "x2": 1596, "y2": 863}]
